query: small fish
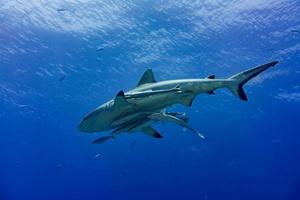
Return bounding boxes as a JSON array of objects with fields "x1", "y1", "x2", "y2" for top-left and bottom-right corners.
[
  {"x1": 291, "y1": 30, "x2": 300, "y2": 33},
  {"x1": 59, "y1": 75, "x2": 66, "y2": 82},
  {"x1": 196, "y1": 132, "x2": 205, "y2": 139},
  {"x1": 94, "y1": 153, "x2": 101, "y2": 158},
  {"x1": 17, "y1": 104, "x2": 28, "y2": 108},
  {"x1": 96, "y1": 47, "x2": 104, "y2": 52},
  {"x1": 92, "y1": 136, "x2": 113, "y2": 144},
  {"x1": 56, "y1": 8, "x2": 67, "y2": 12}
]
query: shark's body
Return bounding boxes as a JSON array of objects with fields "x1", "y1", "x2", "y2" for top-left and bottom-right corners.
[{"x1": 79, "y1": 61, "x2": 278, "y2": 143}]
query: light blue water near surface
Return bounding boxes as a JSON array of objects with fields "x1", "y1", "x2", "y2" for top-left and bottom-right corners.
[{"x1": 0, "y1": 1, "x2": 300, "y2": 199}]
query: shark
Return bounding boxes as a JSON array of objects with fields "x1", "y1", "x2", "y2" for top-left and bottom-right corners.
[{"x1": 78, "y1": 61, "x2": 279, "y2": 143}]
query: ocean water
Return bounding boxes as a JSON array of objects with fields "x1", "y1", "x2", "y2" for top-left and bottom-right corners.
[{"x1": 1, "y1": 1, "x2": 300, "y2": 199}]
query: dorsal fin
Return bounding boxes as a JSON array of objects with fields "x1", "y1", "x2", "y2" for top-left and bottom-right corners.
[
  {"x1": 137, "y1": 69, "x2": 156, "y2": 86},
  {"x1": 206, "y1": 75, "x2": 215, "y2": 79}
]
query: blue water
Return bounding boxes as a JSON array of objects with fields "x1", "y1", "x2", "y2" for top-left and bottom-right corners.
[{"x1": 1, "y1": 1, "x2": 300, "y2": 199}]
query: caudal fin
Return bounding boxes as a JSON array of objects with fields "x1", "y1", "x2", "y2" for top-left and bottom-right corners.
[{"x1": 227, "y1": 61, "x2": 279, "y2": 101}]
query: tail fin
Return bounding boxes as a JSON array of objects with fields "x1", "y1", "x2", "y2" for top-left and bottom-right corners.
[{"x1": 227, "y1": 61, "x2": 279, "y2": 101}]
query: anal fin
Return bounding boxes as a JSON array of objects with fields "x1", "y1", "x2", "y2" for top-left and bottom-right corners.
[{"x1": 207, "y1": 90, "x2": 215, "y2": 95}]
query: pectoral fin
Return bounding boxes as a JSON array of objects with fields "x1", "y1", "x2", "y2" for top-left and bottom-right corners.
[
  {"x1": 180, "y1": 95, "x2": 195, "y2": 107},
  {"x1": 141, "y1": 127, "x2": 163, "y2": 138}
]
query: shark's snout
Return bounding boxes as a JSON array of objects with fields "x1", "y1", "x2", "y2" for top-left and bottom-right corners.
[
  {"x1": 78, "y1": 118, "x2": 92, "y2": 133},
  {"x1": 78, "y1": 112, "x2": 96, "y2": 133},
  {"x1": 78, "y1": 108, "x2": 112, "y2": 133}
]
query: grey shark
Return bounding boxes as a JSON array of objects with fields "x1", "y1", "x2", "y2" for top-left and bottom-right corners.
[{"x1": 79, "y1": 61, "x2": 278, "y2": 143}]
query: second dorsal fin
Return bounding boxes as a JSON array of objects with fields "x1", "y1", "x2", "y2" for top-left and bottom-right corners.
[
  {"x1": 206, "y1": 75, "x2": 215, "y2": 79},
  {"x1": 137, "y1": 69, "x2": 156, "y2": 86}
]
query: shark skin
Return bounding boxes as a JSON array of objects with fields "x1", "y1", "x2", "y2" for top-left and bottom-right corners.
[{"x1": 79, "y1": 61, "x2": 278, "y2": 142}]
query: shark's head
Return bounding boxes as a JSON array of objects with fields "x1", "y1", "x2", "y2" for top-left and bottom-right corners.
[
  {"x1": 79, "y1": 101, "x2": 114, "y2": 133},
  {"x1": 78, "y1": 109, "x2": 99, "y2": 133}
]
